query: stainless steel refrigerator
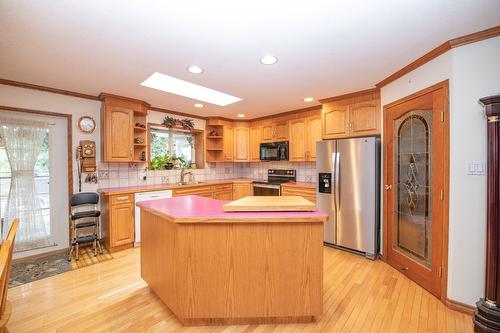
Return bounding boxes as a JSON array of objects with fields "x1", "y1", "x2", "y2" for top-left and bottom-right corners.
[{"x1": 316, "y1": 137, "x2": 380, "y2": 259}]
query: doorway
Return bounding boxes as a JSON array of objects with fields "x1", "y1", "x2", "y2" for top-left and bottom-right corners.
[
  {"x1": 0, "y1": 109, "x2": 69, "y2": 259},
  {"x1": 383, "y1": 81, "x2": 449, "y2": 300}
]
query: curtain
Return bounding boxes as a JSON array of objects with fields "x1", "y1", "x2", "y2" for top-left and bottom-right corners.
[{"x1": 0, "y1": 118, "x2": 52, "y2": 251}]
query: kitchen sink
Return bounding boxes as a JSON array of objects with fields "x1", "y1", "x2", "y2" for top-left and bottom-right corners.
[{"x1": 176, "y1": 181, "x2": 204, "y2": 186}]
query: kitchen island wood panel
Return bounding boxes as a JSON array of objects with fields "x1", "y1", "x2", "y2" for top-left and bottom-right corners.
[{"x1": 139, "y1": 195, "x2": 326, "y2": 325}]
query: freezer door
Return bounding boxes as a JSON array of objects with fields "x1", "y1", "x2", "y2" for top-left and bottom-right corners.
[
  {"x1": 336, "y1": 137, "x2": 377, "y2": 255},
  {"x1": 316, "y1": 140, "x2": 337, "y2": 244}
]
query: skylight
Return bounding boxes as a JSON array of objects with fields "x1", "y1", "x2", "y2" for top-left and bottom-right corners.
[{"x1": 140, "y1": 72, "x2": 242, "y2": 106}]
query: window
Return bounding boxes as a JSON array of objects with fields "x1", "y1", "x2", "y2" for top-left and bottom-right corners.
[
  {"x1": 150, "y1": 126, "x2": 195, "y2": 168},
  {"x1": 0, "y1": 131, "x2": 51, "y2": 247}
]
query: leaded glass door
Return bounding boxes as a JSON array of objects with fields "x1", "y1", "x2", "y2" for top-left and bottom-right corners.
[{"x1": 384, "y1": 83, "x2": 448, "y2": 299}]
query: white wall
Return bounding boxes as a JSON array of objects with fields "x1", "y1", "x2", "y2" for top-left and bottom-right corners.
[{"x1": 380, "y1": 36, "x2": 500, "y2": 306}]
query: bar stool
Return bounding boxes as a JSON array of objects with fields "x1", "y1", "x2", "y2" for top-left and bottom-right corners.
[{"x1": 68, "y1": 192, "x2": 103, "y2": 261}]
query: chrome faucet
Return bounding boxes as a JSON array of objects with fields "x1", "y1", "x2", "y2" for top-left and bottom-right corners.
[{"x1": 180, "y1": 168, "x2": 193, "y2": 184}]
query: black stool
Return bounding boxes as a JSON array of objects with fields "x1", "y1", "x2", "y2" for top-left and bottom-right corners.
[{"x1": 68, "y1": 192, "x2": 103, "y2": 261}]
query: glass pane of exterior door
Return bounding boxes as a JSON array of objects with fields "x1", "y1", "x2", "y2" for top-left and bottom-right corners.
[{"x1": 393, "y1": 110, "x2": 433, "y2": 268}]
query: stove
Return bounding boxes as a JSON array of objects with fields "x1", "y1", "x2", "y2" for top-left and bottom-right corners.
[{"x1": 253, "y1": 169, "x2": 296, "y2": 196}]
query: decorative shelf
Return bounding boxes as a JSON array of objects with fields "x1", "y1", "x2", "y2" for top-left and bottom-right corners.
[
  {"x1": 134, "y1": 143, "x2": 147, "y2": 147},
  {"x1": 207, "y1": 136, "x2": 223, "y2": 139},
  {"x1": 206, "y1": 148, "x2": 224, "y2": 151},
  {"x1": 134, "y1": 127, "x2": 147, "y2": 131}
]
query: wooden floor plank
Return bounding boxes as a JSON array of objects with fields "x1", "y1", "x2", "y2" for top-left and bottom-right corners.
[{"x1": 7, "y1": 247, "x2": 473, "y2": 333}]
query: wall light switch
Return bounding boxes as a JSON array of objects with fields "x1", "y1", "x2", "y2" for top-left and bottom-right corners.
[{"x1": 467, "y1": 162, "x2": 487, "y2": 175}]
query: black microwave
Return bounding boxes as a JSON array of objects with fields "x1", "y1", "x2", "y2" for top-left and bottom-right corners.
[{"x1": 260, "y1": 141, "x2": 289, "y2": 161}]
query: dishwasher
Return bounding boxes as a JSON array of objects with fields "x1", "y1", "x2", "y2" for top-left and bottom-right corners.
[{"x1": 134, "y1": 190, "x2": 172, "y2": 247}]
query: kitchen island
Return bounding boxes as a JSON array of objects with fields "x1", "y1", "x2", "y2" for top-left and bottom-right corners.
[{"x1": 137, "y1": 195, "x2": 327, "y2": 326}]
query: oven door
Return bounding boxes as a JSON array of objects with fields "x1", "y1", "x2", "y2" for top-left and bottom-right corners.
[{"x1": 253, "y1": 183, "x2": 281, "y2": 196}]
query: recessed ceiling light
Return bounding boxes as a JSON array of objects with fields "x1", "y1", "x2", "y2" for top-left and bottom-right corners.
[
  {"x1": 187, "y1": 65, "x2": 203, "y2": 74},
  {"x1": 237, "y1": 114, "x2": 245, "y2": 118},
  {"x1": 141, "y1": 72, "x2": 242, "y2": 106},
  {"x1": 260, "y1": 55, "x2": 278, "y2": 65},
  {"x1": 194, "y1": 103, "x2": 203, "y2": 108},
  {"x1": 304, "y1": 97, "x2": 314, "y2": 102}
]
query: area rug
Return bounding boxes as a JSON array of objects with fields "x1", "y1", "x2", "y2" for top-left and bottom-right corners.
[{"x1": 9, "y1": 247, "x2": 113, "y2": 288}]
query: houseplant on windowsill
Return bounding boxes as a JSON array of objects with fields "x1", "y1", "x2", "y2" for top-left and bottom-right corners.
[{"x1": 151, "y1": 154, "x2": 180, "y2": 170}]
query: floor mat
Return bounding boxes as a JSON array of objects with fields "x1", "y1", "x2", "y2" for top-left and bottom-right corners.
[{"x1": 9, "y1": 246, "x2": 113, "y2": 288}]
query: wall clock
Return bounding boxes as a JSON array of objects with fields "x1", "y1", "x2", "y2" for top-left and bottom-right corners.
[{"x1": 78, "y1": 116, "x2": 96, "y2": 134}]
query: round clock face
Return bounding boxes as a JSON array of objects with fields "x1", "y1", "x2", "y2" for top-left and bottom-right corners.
[{"x1": 78, "y1": 116, "x2": 96, "y2": 133}]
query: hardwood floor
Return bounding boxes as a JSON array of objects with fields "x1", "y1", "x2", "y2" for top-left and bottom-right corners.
[{"x1": 7, "y1": 246, "x2": 473, "y2": 332}]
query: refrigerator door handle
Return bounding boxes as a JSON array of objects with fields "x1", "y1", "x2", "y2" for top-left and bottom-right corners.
[{"x1": 335, "y1": 152, "x2": 341, "y2": 210}]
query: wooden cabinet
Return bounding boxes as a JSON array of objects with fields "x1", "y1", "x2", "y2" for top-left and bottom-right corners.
[
  {"x1": 261, "y1": 120, "x2": 288, "y2": 142},
  {"x1": 288, "y1": 113, "x2": 322, "y2": 162},
  {"x1": 223, "y1": 126, "x2": 234, "y2": 161},
  {"x1": 322, "y1": 104, "x2": 350, "y2": 139},
  {"x1": 249, "y1": 126, "x2": 262, "y2": 162},
  {"x1": 233, "y1": 127, "x2": 250, "y2": 162},
  {"x1": 321, "y1": 90, "x2": 380, "y2": 139},
  {"x1": 106, "y1": 194, "x2": 135, "y2": 250},
  {"x1": 306, "y1": 115, "x2": 322, "y2": 161},
  {"x1": 232, "y1": 181, "x2": 253, "y2": 200},
  {"x1": 289, "y1": 118, "x2": 307, "y2": 161},
  {"x1": 100, "y1": 94, "x2": 149, "y2": 163},
  {"x1": 262, "y1": 123, "x2": 273, "y2": 142},
  {"x1": 173, "y1": 185, "x2": 213, "y2": 198},
  {"x1": 281, "y1": 185, "x2": 316, "y2": 205},
  {"x1": 213, "y1": 184, "x2": 233, "y2": 200}
]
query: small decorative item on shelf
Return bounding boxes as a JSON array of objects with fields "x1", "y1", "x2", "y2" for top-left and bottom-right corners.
[
  {"x1": 135, "y1": 122, "x2": 146, "y2": 128},
  {"x1": 140, "y1": 151, "x2": 146, "y2": 161},
  {"x1": 162, "y1": 116, "x2": 194, "y2": 131},
  {"x1": 134, "y1": 137, "x2": 144, "y2": 144},
  {"x1": 209, "y1": 129, "x2": 218, "y2": 137}
]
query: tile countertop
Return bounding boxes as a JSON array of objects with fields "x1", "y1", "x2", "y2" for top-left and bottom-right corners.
[
  {"x1": 137, "y1": 195, "x2": 327, "y2": 224},
  {"x1": 97, "y1": 179, "x2": 316, "y2": 195}
]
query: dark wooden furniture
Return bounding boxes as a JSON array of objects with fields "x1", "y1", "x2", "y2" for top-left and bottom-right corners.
[
  {"x1": 0, "y1": 219, "x2": 19, "y2": 333},
  {"x1": 475, "y1": 95, "x2": 500, "y2": 333}
]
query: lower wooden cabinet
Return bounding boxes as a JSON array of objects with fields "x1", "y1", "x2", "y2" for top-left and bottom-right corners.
[
  {"x1": 172, "y1": 185, "x2": 213, "y2": 198},
  {"x1": 102, "y1": 193, "x2": 135, "y2": 252},
  {"x1": 281, "y1": 184, "x2": 317, "y2": 205},
  {"x1": 232, "y1": 181, "x2": 253, "y2": 200}
]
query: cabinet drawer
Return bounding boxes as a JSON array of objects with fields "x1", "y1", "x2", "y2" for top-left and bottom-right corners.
[
  {"x1": 111, "y1": 194, "x2": 133, "y2": 205},
  {"x1": 173, "y1": 186, "x2": 212, "y2": 197},
  {"x1": 213, "y1": 183, "x2": 232, "y2": 191}
]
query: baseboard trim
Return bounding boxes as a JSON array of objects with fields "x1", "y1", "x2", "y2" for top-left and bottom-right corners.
[
  {"x1": 12, "y1": 247, "x2": 69, "y2": 265},
  {"x1": 446, "y1": 297, "x2": 476, "y2": 315}
]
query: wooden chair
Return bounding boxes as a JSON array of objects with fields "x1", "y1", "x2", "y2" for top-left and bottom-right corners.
[{"x1": 0, "y1": 219, "x2": 19, "y2": 333}]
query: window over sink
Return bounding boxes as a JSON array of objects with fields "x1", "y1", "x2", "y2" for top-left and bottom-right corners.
[{"x1": 149, "y1": 126, "x2": 196, "y2": 170}]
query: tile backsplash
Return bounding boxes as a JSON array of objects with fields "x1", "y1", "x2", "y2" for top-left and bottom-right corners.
[{"x1": 97, "y1": 161, "x2": 317, "y2": 189}]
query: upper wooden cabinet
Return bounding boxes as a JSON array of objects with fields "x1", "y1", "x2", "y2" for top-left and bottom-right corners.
[
  {"x1": 321, "y1": 89, "x2": 380, "y2": 139},
  {"x1": 288, "y1": 112, "x2": 322, "y2": 162},
  {"x1": 100, "y1": 94, "x2": 149, "y2": 163},
  {"x1": 233, "y1": 127, "x2": 250, "y2": 162},
  {"x1": 223, "y1": 126, "x2": 234, "y2": 161},
  {"x1": 289, "y1": 118, "x2": 307, "y2": 162},
  {"x1": 261, "y1": 120, "x2": 288, "y2": 142},
  {"x1": 306, "y1": 114, "x2": 322, "y2": 161},
  {"x1": 249, "y1": 126, "x2": 262, "y2": 162}
]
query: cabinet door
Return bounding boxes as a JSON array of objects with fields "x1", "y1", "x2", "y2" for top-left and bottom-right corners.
[
  {"x1": 249, "y1": 126, "x2": 262, "y2": 162},
  {"x1": 322, "y1": 103, "x2": 349, "y2": 139},
  {"x1": 213, "y1": 190, "x2": 232, "y2": 200},
  {"x1": 349, "y1": 101, "x2": 380, "y2": 136},
  {"x1": 273, "y1": 121, "x2": 289, "y2": 141},
  {"x1": 262, "y1": 123, "x2": 273, "y2": 142},
  {"x1": 233, "y1": 183, "x2": 252, "y2": 200},
  {"x1": 223, "y1": 126, "x2": 234, "y2": 161},
  {"x1": 289, "y1": 118, "x2": 306, "y2": 162},
  {"x1": 306, "y1": 115, "x2": 322, "y2": 161},
  {"x1": 105, "y1": 106, "x2": 134, "y2": 161},
  {"x1": 233, "y1": 127, "x2": 250, "y2": 162},
  {"x1": 110, "y1": 203, "x2": 134, "y2": 247}
]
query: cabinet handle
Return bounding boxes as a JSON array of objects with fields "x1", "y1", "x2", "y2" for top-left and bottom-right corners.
[{"x1": 116, "y1": 196, "x2": 129, "y2": 201}]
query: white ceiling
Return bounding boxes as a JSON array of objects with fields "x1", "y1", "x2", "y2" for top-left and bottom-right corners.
[{"x1": 1, "y1": 1, "x2": 500, "y2": 119}]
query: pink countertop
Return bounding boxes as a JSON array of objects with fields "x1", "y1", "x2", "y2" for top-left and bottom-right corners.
[
  {"x1": 137, "y1": 195, "x2": 327, "y2": 224},
  {"x1": 98, "y1": 178, "x2": 315, "y2": 195}
]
